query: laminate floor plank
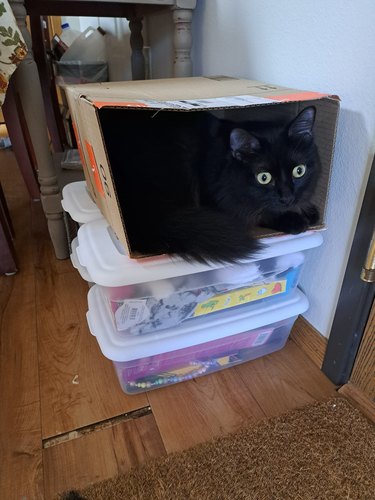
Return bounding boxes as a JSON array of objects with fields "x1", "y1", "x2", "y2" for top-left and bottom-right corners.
[
  {"x1": 0, "y1": 150, "x2": 44, "y2": 498},
  {"x1": 234, "y1": 339, "x2": 337, "y2": 418},
  {"x1": 43, "y1": 413, "x2": 166, "y2": 499},
  {"x1": 36, "y1": 268, "x2": 149, "y2": 439},
  {"x1": 148, "y1": 339, "x2": 336, "y2": 454},
  {"x1": 0, "y1": 272, "x2": 43, "y2": 498},
  {"x1": 147, "y1": 366, "x2": 266, "y2": 453}
]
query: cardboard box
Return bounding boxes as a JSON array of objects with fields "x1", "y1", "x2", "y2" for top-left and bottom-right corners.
[{"x1": 65, "y1": 76, "x2": 340, "y2": 258}]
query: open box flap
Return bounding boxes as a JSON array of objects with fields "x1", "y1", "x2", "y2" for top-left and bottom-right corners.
[{"x1": 67, "y1": 76, "x2": 339, "y2": 111}]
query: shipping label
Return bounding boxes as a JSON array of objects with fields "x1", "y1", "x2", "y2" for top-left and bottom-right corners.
[{"x1": 114, "y1": 299, "x2": 150, "y2": 331}]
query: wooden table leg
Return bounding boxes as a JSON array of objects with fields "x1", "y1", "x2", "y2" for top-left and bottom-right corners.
[
  {"x1": 172, "y1": 7, "x2": 193, "y2": 77},
  {"x1": 128, "y1": 14, "x2": 146, "y2": 80}
]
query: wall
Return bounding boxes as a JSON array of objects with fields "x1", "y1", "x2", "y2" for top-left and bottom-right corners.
[{"x1": 192, "y1": 0, "x2": 375, "y2": 337}]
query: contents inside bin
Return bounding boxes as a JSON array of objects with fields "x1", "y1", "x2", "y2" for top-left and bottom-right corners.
[
  {"x1": 102, "y1": 251, "x2": 304, "y2": 335},
  {"x1": 114, "y1": 316, "x2": 295, "y2": 393}
]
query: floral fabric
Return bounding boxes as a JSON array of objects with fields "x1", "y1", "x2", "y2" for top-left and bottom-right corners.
[{"x1": 0, "y1": 0, "x2": 27, "y2": 105}]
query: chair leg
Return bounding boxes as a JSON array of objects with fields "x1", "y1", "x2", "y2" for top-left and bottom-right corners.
[
  {"x1": 0, "y1": 182, "x2": 15, "y2": 237},
  {"x1": 0, "y1": 183, "x2": 17, "y2": 275},
  {"x1": 2, "y1": 81, "x2": 40, "y2": 201},
  {"x1": 29, "y1": 13, "x2": 65, "y2": 152}
]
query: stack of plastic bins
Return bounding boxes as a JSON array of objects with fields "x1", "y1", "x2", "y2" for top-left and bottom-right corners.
[
  {"x1": 75, "y1": 217, "x2": 323, "y2": 393},
  {"x1": 76, "y1": 218, "x2": 322, "y2": 333},
  {"x1": 61, "y1": 181, "x2": 103, "y2": 284}
]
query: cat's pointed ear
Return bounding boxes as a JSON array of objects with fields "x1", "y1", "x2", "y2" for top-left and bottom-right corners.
[
  {"x1": 287, "y1": 107, "x2": 316, "y2": 139},
  {"x1": 230, "y1": 128, "x2": 260, "y2": 160}
]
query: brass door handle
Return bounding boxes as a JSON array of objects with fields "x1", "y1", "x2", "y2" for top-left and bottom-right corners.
[{"x1": 361, "y1": 229, "x2": 375, "y2": 282}]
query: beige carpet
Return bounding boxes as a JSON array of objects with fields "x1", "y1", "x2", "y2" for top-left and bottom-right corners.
[{"x1": 61, "y1": 398, "x2": 375, "y2": 500}]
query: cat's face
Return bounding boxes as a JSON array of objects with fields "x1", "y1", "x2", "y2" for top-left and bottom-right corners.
[{"x1": 229, "y1": 107, "x2": 318, "y2": 211}]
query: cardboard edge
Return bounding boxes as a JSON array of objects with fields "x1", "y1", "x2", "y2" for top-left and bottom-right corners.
[
  {"x1": 82, "y1": 92, "x2": 340, "y2": 112},
  {"x1": 93, "y1": 107, "x2": 133, "y2": 255},
  {"x1": 319, "y1": 98, "x2": 341, "y2": 225}
]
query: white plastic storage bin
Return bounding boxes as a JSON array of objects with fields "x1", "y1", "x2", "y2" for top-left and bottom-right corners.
[
  {"x1": 61, "y1": 180, "x2": 103, "y2": 256},
  {"x1": 100, "y1": 254, "x2": 305, "y2": 335},
  {"x1": 61, "y1": 181, "x2": 102, "y2": 225},
  {"x1": 70, "y1": 237, "x2": 94, "y2": 283},
  {"x1": 76, "y1": 218, "x2": 322, "y2": 335},
  {"x1": 87, "y1": 286, "x2": 309, "y2": 394}
]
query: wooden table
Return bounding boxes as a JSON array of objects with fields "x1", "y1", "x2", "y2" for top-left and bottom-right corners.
[
  {"x1": 26, "y1": 0, "x2": 197, "y2": 151},
  {"x1": 25, "y1": 0, "x2": 197, "y2": 81}
]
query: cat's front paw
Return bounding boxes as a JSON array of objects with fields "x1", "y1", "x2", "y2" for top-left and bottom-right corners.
[
  {"x1": 274, "y1": 212, "x2": 309, "y2": 234},
  {"x1": 303, "y1": 204, "x2": 320, "y2": 225}
]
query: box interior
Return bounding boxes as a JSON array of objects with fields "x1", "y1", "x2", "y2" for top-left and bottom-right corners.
[{"x1": 96, "y1": 98, "x2": 338, "y2": 258}]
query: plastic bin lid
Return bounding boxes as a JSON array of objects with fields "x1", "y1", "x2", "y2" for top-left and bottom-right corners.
[
  {"x1": 70, "y1": 237, "x2": 93, "y2": 282},
  {"x1": 61, "y1": 181, "x2": 102, "y2": 224},
  {"x1": 87, "y1": 286, "x2": 309, "y2": 362},
  {"x1": 76, "y1": 218, "x2": 323, "y2": 287}
]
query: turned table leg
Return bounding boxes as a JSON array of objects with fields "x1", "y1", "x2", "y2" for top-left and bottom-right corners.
[
  {"x1": 172, "y1": 7, "x2": 193, "y2": 77},
  {"x1": 9, "y1": 0, "x2": 69, "y2": 259},
  {"x1": 128, "y1": 15, "x2": 146, "y2": 80}
]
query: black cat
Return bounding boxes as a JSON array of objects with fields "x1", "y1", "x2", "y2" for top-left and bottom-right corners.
[{"x1": 100, "y1": 106, "x2": 320, "y2": 263}]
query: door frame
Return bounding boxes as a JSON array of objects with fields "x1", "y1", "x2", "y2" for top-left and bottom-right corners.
[{"x1": 322, "y1": 156, "x2": 375, "y2": 385}]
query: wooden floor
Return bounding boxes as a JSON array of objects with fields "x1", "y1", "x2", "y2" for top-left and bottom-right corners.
[{"x1": 0, "y1": 150, "x2": 337, "y2": 499}]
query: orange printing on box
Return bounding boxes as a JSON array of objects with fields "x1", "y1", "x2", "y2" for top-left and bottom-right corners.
[
  {"x1": 265, "y1": 91, "x2": 330, "y2": 102},
  {"x1": 85, "y1": 140, "x2": 104, "y2": 196}
]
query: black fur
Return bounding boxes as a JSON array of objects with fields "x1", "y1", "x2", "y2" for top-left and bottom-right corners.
[{"x1": 99, "y1": 106, "x2": 319, "y2": 263}]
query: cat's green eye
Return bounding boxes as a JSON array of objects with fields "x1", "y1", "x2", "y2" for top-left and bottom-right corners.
[
  {"x1": 292, "y1": 164, "x2": 307, "y2": 178},
  {"x1": 256, "y1": 172, "x2": 272, "y2": 185}
]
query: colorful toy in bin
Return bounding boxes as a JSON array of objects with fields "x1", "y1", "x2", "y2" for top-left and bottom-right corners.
[{"x1": 122, "y1": 326, "x2": 277, "y2": 392}]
